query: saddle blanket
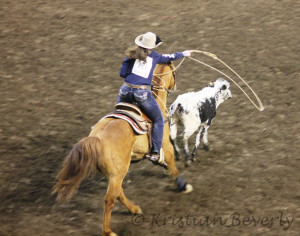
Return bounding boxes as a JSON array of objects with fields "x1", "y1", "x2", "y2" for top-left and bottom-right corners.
[{"x1": 101, "y1": 113, "x2": 149, "y2": 135}]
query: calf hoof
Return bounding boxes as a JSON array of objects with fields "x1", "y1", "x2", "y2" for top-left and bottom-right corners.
[
  {"x1": 175, "y1": 155, "x2": 181, "y2": 161},
  {"x1": 203, "y1": 144, "x2": 210, "y2": 151},
  {"x1": 175, "y1": 152, "x2": 182, "y2": 161},
  {"x1": 191, "y1": 152, "x2": 197, "y2": 162},
  {"x1": 185, "y1": 160, "x2": 192, "y2": 167}
]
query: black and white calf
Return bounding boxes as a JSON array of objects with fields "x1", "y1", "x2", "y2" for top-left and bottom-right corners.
[{"x1": 169, "y1": 78, "x2": 232, "y2": 166}]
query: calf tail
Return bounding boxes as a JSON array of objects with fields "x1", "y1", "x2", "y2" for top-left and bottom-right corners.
[
  {"x1": 52, "y1": 136, "x2": 101, "y2": 203},
  {"x1": 169, "y1": 103, "x2": 176, "y2": 116},
  {"x1": 170, "y1": 102, "x2": 184, "y2": 116}
]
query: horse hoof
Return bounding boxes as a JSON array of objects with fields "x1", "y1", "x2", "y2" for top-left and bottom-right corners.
[
  {"x1": 109, "y1": 233, "x2": 118, "y2": 236},
  {"x1": 103, "y1": 231, "x2": 118, "y2": 236},
  {"x1": 185, "y1": 160, "x2": 192, "y2": 167},
  {"x1": 131, "y1": 206, "x2": 143, "y2": 215},
  {"x1": 183, "y1": 184, "x2": 193, "y2": 194}
]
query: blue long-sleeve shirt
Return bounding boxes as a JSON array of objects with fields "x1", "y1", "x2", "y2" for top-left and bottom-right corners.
[{"x1": 119, "y1": 50, "x2": 184, "y2": 85}]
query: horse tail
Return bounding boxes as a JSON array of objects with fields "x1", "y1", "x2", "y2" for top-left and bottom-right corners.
[{"x1": 52, "y1": 136, "x2": 101, "y2": 203}]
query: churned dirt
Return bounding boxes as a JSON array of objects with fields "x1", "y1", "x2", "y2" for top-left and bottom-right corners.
[{"x1": 0, "y1": 0, "x2": 299, "y2": 235}]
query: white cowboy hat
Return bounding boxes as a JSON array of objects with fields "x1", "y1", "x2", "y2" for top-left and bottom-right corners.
[{"x1": 135, "y1": 32, "x2": 163, "y2": 49}]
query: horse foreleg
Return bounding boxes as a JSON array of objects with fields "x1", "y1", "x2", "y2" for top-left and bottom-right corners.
[
  {"x1": 103, "y1": 177, "x2": 122, "y2": 236},
  {"x1": 164, "y1": 144, "x2": 179, "y2": 178},
  {"x1": 118, "y1": 188, "x2": 142, "y2": 215},
  {"x1": 164, "y1": 144, "x2": 193, "y2": 194}
]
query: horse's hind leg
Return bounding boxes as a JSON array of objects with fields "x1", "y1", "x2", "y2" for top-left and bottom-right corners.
[
  {"x1": 118, "y1": 188, "x2": 142, "y2": 215},
  {"x1": 103, "y1": 177, "x2": 122, "y2": 236}
]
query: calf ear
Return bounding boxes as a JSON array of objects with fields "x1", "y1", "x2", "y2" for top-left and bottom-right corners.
[{"x1": 207, "y1": 82, "x2": 214, "y2": 87}]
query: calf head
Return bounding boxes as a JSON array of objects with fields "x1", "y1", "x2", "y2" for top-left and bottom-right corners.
[{"x1": 214, "y1": 78, "x2": 232, "y2": 101}]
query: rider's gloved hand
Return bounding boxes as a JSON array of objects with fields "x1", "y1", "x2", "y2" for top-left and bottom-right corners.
[{"x1": 182, "y1": 50, "x2": 192, "y2": 57}]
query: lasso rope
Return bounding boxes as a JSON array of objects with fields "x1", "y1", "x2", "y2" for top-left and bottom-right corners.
[
  {"x1": 154, "y1": 50, "x2": 265, "y2": 111},
  {"x1": 152, "y1": 63, "x2": 181, "y2": 115},
  {"x1": 154, "y1": 57, "x2": 186, "y2": 77},
  {"x1": 190, "y1": 50, "x2": 264, "y2": 111},
  {"x1": 151, "y1": 91, "x2": 169, "y2": 115},
  {"x1": 152, "y1": 49, "x2": 265, "y2": 114}
]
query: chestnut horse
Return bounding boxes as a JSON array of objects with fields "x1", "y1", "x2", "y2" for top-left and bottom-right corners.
[{"x1": 52, "y1": 62, "x2": 193, "y2": 236}]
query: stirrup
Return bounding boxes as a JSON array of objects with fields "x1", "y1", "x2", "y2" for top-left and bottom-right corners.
[
  {"x1": 149, "y1": 153, "x2": 160, "y2": 162},
  {"x1": 148, "y1": 149, "x2": 168, "y2": 169}
]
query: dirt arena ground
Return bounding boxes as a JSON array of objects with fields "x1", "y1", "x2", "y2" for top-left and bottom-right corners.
[{"x1": 0, "y1": 0, "x2": 299, "y2": 235}]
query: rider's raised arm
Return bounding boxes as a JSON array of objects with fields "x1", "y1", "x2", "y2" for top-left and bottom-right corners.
[
  {"x1": 153, "y1": 51, "x2": 184, "y2": 64},
  {"x1": 153, "y1": 50, "x2": 192, "y2": 64}
]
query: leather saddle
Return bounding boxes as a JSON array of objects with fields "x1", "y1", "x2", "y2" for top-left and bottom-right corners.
[
  {"x1": 102, "y1": 102, "x2": 152, "y2": 135},
  {"x1": 99, "y1": 103, "x2": 167, "y2": 168}
]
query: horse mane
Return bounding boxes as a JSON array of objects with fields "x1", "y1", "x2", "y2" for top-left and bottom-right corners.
[{"x1": 153, "y1": 62, "x2": 173, "y2": 87}]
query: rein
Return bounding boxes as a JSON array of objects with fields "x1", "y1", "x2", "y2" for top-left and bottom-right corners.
[
  {"x1": 152, "y1": 60, "x2": 183, "y2": 93},
  {"x1": 151, "y1": 63, "x2": 177, "y2": 115}
]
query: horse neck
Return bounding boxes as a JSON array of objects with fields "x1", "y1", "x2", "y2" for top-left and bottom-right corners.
[
  {"x1": 153, "y1": 65, "x2": 170, "y2": 117},
  {"x1": 154, "y1": 86, "x2": 168, "y2": 117}
]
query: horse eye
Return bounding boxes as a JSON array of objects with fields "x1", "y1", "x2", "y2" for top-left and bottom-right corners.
[{"x1": 222, "y1": 85, "x2": 227, "y2": 90}]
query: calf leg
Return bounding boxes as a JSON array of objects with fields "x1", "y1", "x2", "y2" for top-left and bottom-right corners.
[
  {"x1": 169, "y1": 118, "x2": 181, "y2": 160},
  {"x1": 191, "y1": 126, "x2": 205, "y2": 161},
  {"x1": 202, "y1": 126, "x2": 210, "y2": 151},
  {"x1": 182, "y1": 124, "x2": 199, "y2": 167}
]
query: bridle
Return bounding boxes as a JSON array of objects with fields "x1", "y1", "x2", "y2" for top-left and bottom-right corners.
[
  {"x1": 151, "y1": 62, "x2": 177, "y2": 115},
  {"x1": 152, "y1": 62, "x2": 177, "y2": 95}
]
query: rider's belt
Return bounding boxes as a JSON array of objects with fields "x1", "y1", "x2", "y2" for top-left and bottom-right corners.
[{"x1": 124, "y1": 82, "x2": 151, "y2": 90}]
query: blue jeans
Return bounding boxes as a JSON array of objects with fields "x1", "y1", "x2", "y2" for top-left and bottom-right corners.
[{"x1": 117, "y1": 84, "x2": 164, "y2": 153}]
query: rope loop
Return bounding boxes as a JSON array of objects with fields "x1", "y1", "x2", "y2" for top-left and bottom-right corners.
[
  {"x1": 190, "y1": 50, "x2": 264, "y2": 111},
  {"x1": 151, "y1": 49, "x2": 264, "y2": 113}
]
